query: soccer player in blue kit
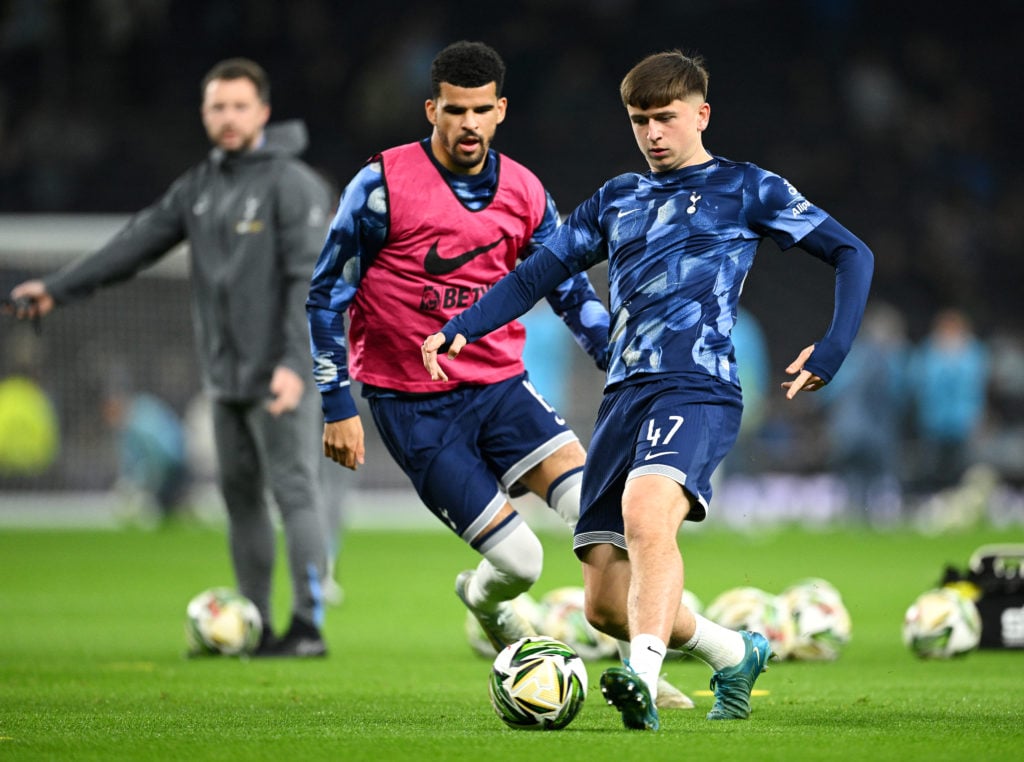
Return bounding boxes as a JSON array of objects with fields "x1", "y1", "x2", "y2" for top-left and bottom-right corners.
[{"x1": 422, "y1": 50, "x2": 874, "y2": 731}]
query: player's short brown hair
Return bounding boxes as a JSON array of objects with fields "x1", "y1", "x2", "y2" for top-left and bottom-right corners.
[{"x1": 620, "y1": 51, "x2": 709, "y2": 109}]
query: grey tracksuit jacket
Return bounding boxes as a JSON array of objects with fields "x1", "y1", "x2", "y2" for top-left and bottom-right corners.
[{"x1": 45, "y1": 120, "x2": 332, "y2": 402}]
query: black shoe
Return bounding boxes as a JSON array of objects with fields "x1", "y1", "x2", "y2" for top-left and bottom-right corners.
[
  {"x1": 252, "y1": 626, "x2": 281, "y2": 657},
  {"x1": 254, "y1": 617, "x2": 327, "y2": 658}
]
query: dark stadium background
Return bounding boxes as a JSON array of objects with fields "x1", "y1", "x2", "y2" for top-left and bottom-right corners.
[{"x1": 2, "y1": 0, "x2": 1022, "y2": 501}]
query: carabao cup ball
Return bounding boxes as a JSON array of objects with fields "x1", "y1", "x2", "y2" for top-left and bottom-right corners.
[
  {"x1": 539, "y1": 586, "x2": 618, "y2": 662},
  {"x1": 705, "y1": 585, "x2": 796, "y2": 660},
  {"x1": 902, "y1": 587, "x2": 981, "y2": 659},
  {"x1": 488, "y1": 636, "x2": 588, "y2": 730},
  {"x1": 185, "y1": 587, "x2": 262, "y2": 656},
  {"x1": 779, "y1": 578, "x2": 852, "y2": 661}
]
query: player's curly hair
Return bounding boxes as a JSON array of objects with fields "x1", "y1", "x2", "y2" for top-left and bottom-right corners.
[
  {"x1": 201, "y1": 58, "x2": 271, "y2": 104},
  {"x1": 430, "y1": 41, "x2": 506, "y2": 98},
  {"x1": 620, "y1": 50, "x2": 709, "y2": 109}
]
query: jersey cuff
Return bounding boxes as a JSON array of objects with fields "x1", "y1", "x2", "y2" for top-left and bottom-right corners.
[
  {"x1": 803, "y1": 341, "x2": 845, "y2": 384},
  {"x1": 321, "y1": 385, "x2": 358, "y2": 422}
]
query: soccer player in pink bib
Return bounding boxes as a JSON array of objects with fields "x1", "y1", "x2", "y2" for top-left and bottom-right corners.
[{"x1": 307, "y1": 40, "x2": 692, "y2": 709}]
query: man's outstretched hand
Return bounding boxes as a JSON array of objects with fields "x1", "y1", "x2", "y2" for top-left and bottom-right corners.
[{"x1": 2, "y1": 281, "x2": 53, "y2": 334}]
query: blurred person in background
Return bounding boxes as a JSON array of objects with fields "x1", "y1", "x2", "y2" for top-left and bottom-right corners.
[
  {"x1": 4, "y1": 58, "x2": 332, "y2": 657},
  {"x1": 102, "y1": 382, "x2": 191, "y2": 526},
  {"x1": 819, "y1": 301, "x2": 909, "y2": 525},
  {"x1": 976, "y1": 327, "x2": 1024, "y2": 490},
  {"x1": 907, "y1": 308, "x2": 989, "y2": 495},
  {"x1": 307, "y1": 40, "x2": 692, "y2": 709}
]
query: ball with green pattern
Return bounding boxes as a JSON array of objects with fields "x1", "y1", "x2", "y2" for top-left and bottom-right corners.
[
  {"x1": 185, "y1": 587, "x2": 262, "y2": 656},
  {"x1": 488, "y1": 636, "x2": 588, "y2": 730}
]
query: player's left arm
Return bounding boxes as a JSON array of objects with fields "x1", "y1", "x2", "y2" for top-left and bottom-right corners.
[{"x1": 782, "y1": 216, "x2": 874, "y2": 398}]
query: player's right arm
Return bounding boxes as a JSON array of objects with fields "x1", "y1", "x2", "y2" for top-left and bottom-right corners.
[{"x1": 306, "y1": 161, "x2": 387, "y2": 470}]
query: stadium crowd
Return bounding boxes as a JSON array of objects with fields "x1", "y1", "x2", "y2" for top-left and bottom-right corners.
[{"x1": 1, "y1": 1, "x2": 1022, "y2": 527}]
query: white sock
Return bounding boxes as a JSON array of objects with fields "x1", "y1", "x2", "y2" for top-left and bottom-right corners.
[
  {"x1": 468, "y1": 523, "x2": 543, "y2": 611},
  {"x1": 681, "y1": 614, "x2": 746, "y2": 671},
  {"x1": 618, "y1": 638, "x2": 666, "y2": 688},
  {"x1": 546, "y1": 468, "x2": 582, "y2": 527},
  {"x1": 626, "y1": 634, "x2": 665, "y2": 700}
]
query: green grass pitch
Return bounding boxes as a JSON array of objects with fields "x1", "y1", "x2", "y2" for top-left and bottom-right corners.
[{"x1": 1, "y1": 520, "x2": 1021, "y2": 761}]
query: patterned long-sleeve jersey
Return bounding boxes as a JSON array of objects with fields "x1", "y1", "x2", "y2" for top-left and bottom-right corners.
[{"x1": 443, "y1": 155, "x2": 874, "y2": 398}]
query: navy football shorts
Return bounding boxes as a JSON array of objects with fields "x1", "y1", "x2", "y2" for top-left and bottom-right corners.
[
  {"x1": 573, "y1": 376, "x2": 742, "y2": 556},
  {"x1": 368, "y1": 372, "x2": 578, "y2": 551}
]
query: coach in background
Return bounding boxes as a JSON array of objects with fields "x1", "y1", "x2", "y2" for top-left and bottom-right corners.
[{"x1": 5, "y1": 58, "x2": 332, "y2": 658}]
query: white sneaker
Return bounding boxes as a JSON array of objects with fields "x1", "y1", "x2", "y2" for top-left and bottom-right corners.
[
  {"x1": 455, "y1": 570, "x2": 536, "y2": 650},
  {"x1": 323, "y1": 558, "x2": 344, "y2": 606},
  {"x1": 322, "y1": 576, "x2": 345, "y2": 606},
  {"x1": 656, "y1": 675, "x2": 695, "y2": 709}
]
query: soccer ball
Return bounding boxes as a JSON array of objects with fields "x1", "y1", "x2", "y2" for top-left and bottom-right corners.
[
  {"x1": 488, "y1": 636, "x2": 588, "y2": 730},
  {"x1": 185, "y1": 587, "x2": 262, "y2": 656},
  {"x1": 539, "y1": 586, "x2": 618, "y2": 662},
  {"x1": 464, "y1": 592, "x2": 545, "y2": 659},
  {"x1": 779, "y1": 578, "x2": 852, "y2": 661},
  {"x1": 782, "y1": 577, "x2": 844, "y2": 607},
  {"x1": 902, "y1": 587, "x2": 982, "y2": 659},
  {"x1": 705, "y1": 586, "x2": 795, "y2": 660}
]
